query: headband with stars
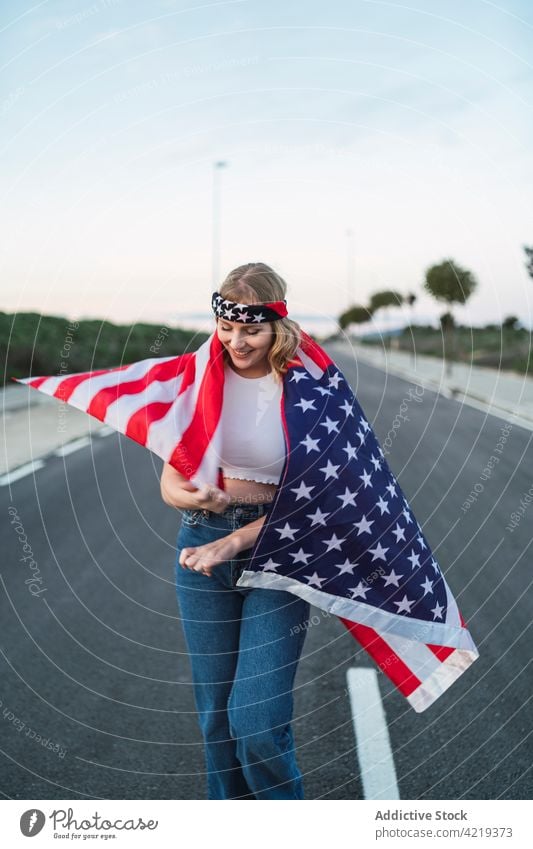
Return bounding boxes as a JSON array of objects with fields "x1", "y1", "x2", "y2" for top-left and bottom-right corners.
[{"x1": 211, "y1": 291, "x2": 288, "y2": 323}]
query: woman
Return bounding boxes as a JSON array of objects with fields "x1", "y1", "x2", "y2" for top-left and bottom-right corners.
[
  {"x1": 160, "y1": 262, "x2": 311, "y2": 801},
  {"x1": 13, "y1": 262, "x2": 479, "y2": 798}
]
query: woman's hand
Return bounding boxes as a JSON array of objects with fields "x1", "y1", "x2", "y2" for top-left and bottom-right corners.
[
  {"x1": 191, "y1": 483, "x2": 231, "y2": 514},
  {"x1": 160, "y1": 463, "x2": 231, "y2": 513},
  {"x1": 179, "y1": 534, "x2": 240, "y2": 577}
]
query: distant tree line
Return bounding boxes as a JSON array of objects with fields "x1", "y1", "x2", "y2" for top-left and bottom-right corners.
[
  {"x1": 338, "y1": 249, "x2": 533, "y2": 376},
  {"x1": 1, "y1": 312, "x2": 209, "y2": 386}
]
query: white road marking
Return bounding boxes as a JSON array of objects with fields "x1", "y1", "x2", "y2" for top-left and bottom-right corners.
[
  {"x1": 346, "y1": 666, "x2": 400, "y2": 799},
  {"x1": 53, "y1": 436, "x2": 92, "y2": 457},
  {"x1": 96, "y1": 425, "x2": 115, "y2": 437},
  {"x1": 0, "y1": 460, "x2": 46, "y2": 486}
]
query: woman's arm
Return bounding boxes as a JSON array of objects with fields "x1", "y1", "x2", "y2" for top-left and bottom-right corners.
[
  {"x1": 226, "y1": 514, "x2": 267, "y2": 554},
  {"x1": 160, "y1": 463, "x2": 230, "y2": 511},
  {"x1": 179, "y1": 513, "x2": 267, "y2": 575}
]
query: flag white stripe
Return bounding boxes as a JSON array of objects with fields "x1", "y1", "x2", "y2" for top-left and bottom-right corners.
[
  {"x1": 147, "y1": 336, "x2": 212, "y2": 467},
  {"x1": 295, "y1": 345, "x2": 325, "y2": 380},
  {"x1": 104, "y1": 375, "x2": 184, "y2": 434},
  {"x1": 67, "y1": 357, "x2": 174, "y2": 410},
  {"x1": 442, "y1": 574, "x2": 462, "y2": 627},
  {"x1": 384, "y1": 632, "x2": 442, "y2": 682}
]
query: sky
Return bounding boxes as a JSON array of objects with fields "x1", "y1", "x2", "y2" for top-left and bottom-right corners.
[{"x1": 1, "y1": 0, "x2": 532, "y2": 336}]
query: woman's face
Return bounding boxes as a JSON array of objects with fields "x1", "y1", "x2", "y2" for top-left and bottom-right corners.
[{"x1": 216, "y1": 317, "x2": 274, "y2": 375}]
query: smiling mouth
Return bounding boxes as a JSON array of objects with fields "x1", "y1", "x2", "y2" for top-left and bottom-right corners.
[{"x1": 231, "y1": 349, "x2": 252, "y2": 357}]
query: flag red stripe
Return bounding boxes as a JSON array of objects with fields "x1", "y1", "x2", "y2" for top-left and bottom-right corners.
[
  {"x1": 169, "y1": 336, "x2": 224, "y2": 478},
  {"x1": 87, "y1": 355, "x2": 193, "y2": 420},
  {"x1": 12, "y1": 375, "x2": 50, "y2": 389},
  {"x1": 427, "y1": 644, "x2": 456, "y2": 662},
  {"x1": 340, "y1": 617, "x2": 422, "y2": 697},
  {"x1": 125, "y1": 401, "x2": 175, "y2": 444},
  {"x1": 54, "y1": 366, "x2": 131, "y2": 402}
]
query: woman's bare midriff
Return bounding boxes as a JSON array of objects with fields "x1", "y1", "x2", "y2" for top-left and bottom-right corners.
[{"x1": 223, "y1": 477, "x2": 277, "y2": 506}]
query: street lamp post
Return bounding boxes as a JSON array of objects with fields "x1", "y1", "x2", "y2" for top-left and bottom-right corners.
[
  {"x1": 345, "y1": 227, "x2": 355, "y2": 310},
  {"x1": 212, "y1": 160, "x2": 228, "y2": 289}
]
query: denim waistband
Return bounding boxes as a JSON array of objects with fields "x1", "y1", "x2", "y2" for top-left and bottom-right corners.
[{"x1": 192, "y1": 502, "x2": 269, "y2": 520}]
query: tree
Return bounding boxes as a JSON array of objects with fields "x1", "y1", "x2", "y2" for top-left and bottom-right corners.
[
  {"x1": 524, "y1": 245, "x2": 533, "y2": 279},
  {"x1": 405, "y1": 292, "x2": 417, "y2": 364},
  {"x1": 440, "y1": 311, "x2": 455, "y2": 331},
  {"x1": 502, "y1": 315, "x2": 520, "y2": 330},
  {"x1": 368, "y1": 290, "x2": 404, "y2": 349},
  {"x1": 339, "y1": 305, "x2": 373, "y2": 334},
  {"x1": 423, "y1": 258, "x2": 478, "y2": 375}
]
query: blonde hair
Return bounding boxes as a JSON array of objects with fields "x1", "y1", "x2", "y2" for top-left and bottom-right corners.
[{"x1": 216, "y1": 262, "x2": 302, "y2": 382}]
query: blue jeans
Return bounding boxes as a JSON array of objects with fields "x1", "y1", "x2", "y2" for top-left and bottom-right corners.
[{"x1": 175, "y1": 503, "x2": 310, "y2": 800}]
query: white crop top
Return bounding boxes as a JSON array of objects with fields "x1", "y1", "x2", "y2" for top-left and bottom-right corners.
[{"x1": 218, "y1": 364, "x2": 286, "y2": 485}]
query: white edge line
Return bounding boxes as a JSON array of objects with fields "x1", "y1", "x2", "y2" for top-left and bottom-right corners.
[
  {"x1": 53, "y1": 437, "x2": 92, "y2": 457},
  {"x1": 95, "y1": 426, "x2": 115, "y2": 437},
  {"x1": 346, "y1": 667, "x2": 400, "y2": 800},
  {"x1": 0, "y1": 460, "x2": 46, "y2": 486}
]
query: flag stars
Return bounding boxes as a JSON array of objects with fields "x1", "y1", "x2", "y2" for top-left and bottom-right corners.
[
  {"x1": 407, "y1": 549, "x2": 421, "y2": 570},
  {"x1": 290, "y1": 548, "x2": 313, "y2": 565},
  {"x1": 402, "y1": 508, "x2": 413, "y2": 524},
  {"x1": 314, "y1": 386, "x2": 333, "y2": 397},
  {"x1": 376, "y1": 496, "x2": 390, "y2": 515},
  {"x1": 295, "y1": 398, "x2": 317, "y2": 413},
  {"x1": 359, "y1": 469, "x2": 373, "y2": 488},
  {"x1": 356, "y1": 428, "x2": 366, "y2": 444},
  {"x1": 370, "y1": 454, "x2": 382, "y2": 471},
  {"x1": 342, "y1": 441, "x2": 358, "y2": 461},
  {"x1": 305, "y1": 571, "x2": 327, "y2": 588},
  {"x1": 386, "y1": 482, "x2": 397, "y2": 498},
  {"x1": 320, "y1": 416, "x2": 340, "y2": 434},
  {"x1": 322, "y1": 532, "x2": 346, "y2": 552},
  {"x1": 392, "y1": 523, "x2": 406, "y2": 543},
  {"x1": 368, "y1": 542, "x2": 389, "y2": 562},
  {"x1": 394, "y1": 594, "x2": 416, "y2": 614},
  {"x1": 300, "y1": 433, "x2": 321, "y2": 453},
  {"x1": 416, "y1": 534, "x2": 427, "y2": 550},
  {"x1": 260, "y1": 558, "x2": 280, "y2": 572},
  {"x1": 290, "y1": 481, "x2": 315, "y2": 501},
  {"x1": 334, "y1": 558, "x2": 358, "y2": 576},
  {"x1": 328, "y1": 372, "x2": 342, "y2": 389},
  {"x1": 431, "y1": 601, "x2": 445, "y2": 620},
  {"x1": 349, "y1": 581, "x2": 371, "y2": 600},
  {"x1": 319, "y1": 460, "x2": 340, "y2": 480},
  {"x1": 359, "y1": 417, "x2": 371, "y2": 433},
  {"x1": 382, "y1": 568, "x2": 403, "y2": 588},
  {"x1": 420, "y1": 576, "x2": 434, "y2": 596},
  {"x1": 339, "y1": 399, "x2": 354, "y2": 417},
  {"x1": 290, "y1": 371, "x2": 309, "y2": 383},
  {"x1": 338, "y1": 487, "x2": 357, "y2": 508},
  {"x1": 431, "y1": 558, "x2": 440, "y2": 575},
  {"x1": 275, "y1": 523, "x2": 298, "y2": 541},
  {"x1": 306, "y1": 507, "x2": 330, "y2": 526},
  {"x1": 354, "y1": 515, "x2": 374, "y2": 535}
]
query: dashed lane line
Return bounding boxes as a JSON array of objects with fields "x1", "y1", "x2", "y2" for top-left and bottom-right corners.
[
  {"x1": 53, "y1": 436, "x2": 92, "y2": 457},
  {"x1": 346, "y1": 666, "x2": 400, "y2": 800}
]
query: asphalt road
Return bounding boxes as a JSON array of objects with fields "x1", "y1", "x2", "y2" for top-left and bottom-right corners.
[{"x1": 1, "y1": 348, "x2": 531, "y2": 800}]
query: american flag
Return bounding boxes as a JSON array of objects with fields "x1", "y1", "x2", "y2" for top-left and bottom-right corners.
[{"x1": 13, "y1": 328, "x2": 479, "y2": 712}]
